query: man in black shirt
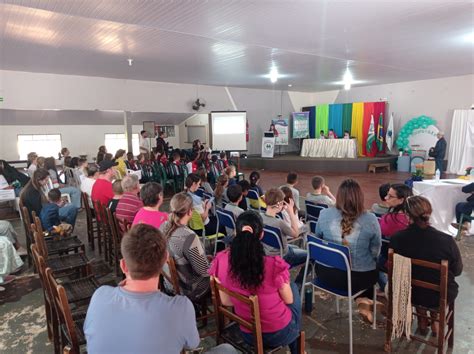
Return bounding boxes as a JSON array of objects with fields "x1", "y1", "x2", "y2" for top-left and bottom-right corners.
[
  {"x1": 431, "y1": 132, "x2": 447, "y2": 172},
  {"x1": 451, "y1": 182, "x2": 474, "y2": 234},
  {"x1": 155, "y1": 131, "x2": 169, "y2": 154}
]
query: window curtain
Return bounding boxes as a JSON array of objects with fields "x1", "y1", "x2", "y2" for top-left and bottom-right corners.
[
  {"x1": 302, "y1": 106, "x2": 316, "y2": 138},
  {"x1": 328, "y1": 104, "x2": 343, "y2": 137},
  {"x1": 342, "y1": 103, "x2": 353, "y2": 136},
  {"x1": 447, "y1": 110, "x2": 474, "y2": 175},
  {"x1": 315, "y1": 104, "x2": 329, "y2": 136},
  {"x1": 351, "y1": 102, "x2": 364, "y2": 156}
]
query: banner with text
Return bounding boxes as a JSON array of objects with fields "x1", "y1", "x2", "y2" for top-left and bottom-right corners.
[
  {"x1": 272, "y1": 118, "x2": 289, "y2": 145},
  {"x1": 292, "y1": 112, "x2": 309, "y2": 139}
]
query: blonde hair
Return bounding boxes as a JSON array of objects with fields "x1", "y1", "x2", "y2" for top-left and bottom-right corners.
[
  {"x1": 265, "y1": 188, "x2": 284, "y2": 206},
  {"x1": 164, "y1": 193, "x2": 193, "y2": 239},
  {"x1": 336, "y1": 179, "x2": 364, "y2": 244},
  {"x1": 214, "y1": 175, "x2": 229, "y2": 200}
]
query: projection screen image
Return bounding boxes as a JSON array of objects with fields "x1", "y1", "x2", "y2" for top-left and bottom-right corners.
[{"x1": 210, "y1": 111, "x2": 247, "y2": 151}]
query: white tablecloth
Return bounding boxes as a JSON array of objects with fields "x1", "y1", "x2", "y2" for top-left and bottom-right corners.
[
  {"x1": 300, "y1": 139, "x2": 357, "y2": 158},
  {"x1": 413, "y1": 179, "x2": 470, "y2": 235}
]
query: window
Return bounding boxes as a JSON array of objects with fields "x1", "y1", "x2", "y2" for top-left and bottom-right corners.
[
  {"x1": 17, "y1": 134, "x2": 62, "y2": 160},
  {"x1": 104, "y1": 134, "x2": 140, "y2": 156}
]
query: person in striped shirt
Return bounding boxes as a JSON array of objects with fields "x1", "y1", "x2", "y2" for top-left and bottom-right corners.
[{"x1": 116, "y1": 174, "x2": 143, "y2": 223}]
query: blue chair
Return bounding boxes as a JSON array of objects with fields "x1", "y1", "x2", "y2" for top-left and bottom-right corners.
[
  {"x1": 247, "y1": 189, "x2": 262, "y2": 211},
  {"x1": 301, "y1": 235, "x2": 376, "y2": 354},
  {"x1": 305, "y1": 200, "x2": 327, "y2": 222},
  {"x1": 308, "y1": 219, "x2": 317, "y2": 234},
  {"x1": 195, "y1": 188, "x2": 205, "y2": 198},
  {"x1": 262, "y1": 226, "x2": 284, "y2": 258},
  {"x1": 216, "y1": 208, "x2": 236, "y2": 234}
]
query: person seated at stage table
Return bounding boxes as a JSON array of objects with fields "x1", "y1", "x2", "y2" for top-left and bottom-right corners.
[
  {"x1": 281, "y1": 172, "x2": 301, "y2": 210},
  {"x1": 343, "y1": 130, "x2": 351, "y2": 139},
  {"x1": 319, "y1": 130, "x2": 326, "y2": 139},
  {"x1": 306, "y1": 176, "x2": 336, "y2": 206},
  {"x1": 116, "y1": 174, "x2": 143, "y2": 224},
  {"x1": 390, "y1": 196, "x2": 462, "y2": 335},
  {"x1": 379, "y1": 183, "x2": 412, "y2": 238},
  {"x1": 451, "y1": 182, "x2": 474, "y2": 237},
  {"x1": 328, "y1": 129, "x2": 337, "y2": 139},
  {"x1": 107, "y1": 180, "x2": 123, "y2": 214},
  {"x1": 371, "y1": 183, "x2": 391, "y2": 216},
  {"x1": 315, "y1": 178, "x2": 381, "y2": 323}
]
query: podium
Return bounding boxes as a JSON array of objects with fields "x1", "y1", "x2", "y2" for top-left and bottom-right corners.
[{"x1": 261, "y1": 132, "x2": 275, "y2": 158}]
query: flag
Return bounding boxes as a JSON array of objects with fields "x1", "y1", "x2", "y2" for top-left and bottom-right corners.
[
  {"x1": 386, "y1": 113, "x2": 394, "y2": 152},
  {"x1": 376, "y1": 113, "x2": 384, "y2": 151},
  {"x1": 366, "y1": 114, "x2": 375, "y2": 153}
]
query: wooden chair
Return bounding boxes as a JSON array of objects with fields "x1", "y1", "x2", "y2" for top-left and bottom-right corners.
[
  {"x1": 46, "y1": 268, "x2": 87, "y2": 354},
  {"x1": 210, "y1": 276, "x2": 305, "y2": 354},
  {"x1": 19, "y1": 203, "x2": 34, "y2": 266},
  {"x1": 161, "y1": 257, "x2": 214, "y2": 336},
  {"x1": 93, "y1": 200, "x2": 111, "y2": 262},
  {"x1": 385, "y1": 249, "x2": 455, "y2": 353},
  {"x1": 81, "y1": 192, "x2": 100, "y2": 253},
  {"x1": 33, "y1": 231, "x2": 91, "y2": 278},
  {"x1": 105, "y1": 208, "x2": 128, "y2": 276}
]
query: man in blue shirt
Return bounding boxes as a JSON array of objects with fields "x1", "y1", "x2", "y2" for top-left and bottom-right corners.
[{"x1": 40, "y1": 188, "x2": 76, "y2": 233}]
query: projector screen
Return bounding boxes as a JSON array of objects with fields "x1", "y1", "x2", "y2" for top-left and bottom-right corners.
[{"x1": 210, "y1": 111, "x2": 247, "y2": 151}]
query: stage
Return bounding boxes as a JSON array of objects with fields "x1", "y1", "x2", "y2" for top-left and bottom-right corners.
[{"x1": 239, "y1": 153, "x2": 398, "y2": 173}]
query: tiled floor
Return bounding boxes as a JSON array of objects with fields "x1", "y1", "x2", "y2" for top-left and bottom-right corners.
[{"x1": 1, "y1": 169, "x2": 472, "y2": 353}]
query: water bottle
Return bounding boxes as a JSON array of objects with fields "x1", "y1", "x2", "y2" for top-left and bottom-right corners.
[
  {"x1": 470, "y1": 168, "x2": 474, "y2": 181},
  {"x1": 304, "y1": 288, "x2": 313, "y2": 314},
  {"x1": 435, "y1": 169, "x2": 440, "y2": 183}
]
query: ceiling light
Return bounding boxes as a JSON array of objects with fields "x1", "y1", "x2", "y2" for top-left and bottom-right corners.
[
  {"x1": 269, "y1": 67, "x2": 279, "y2": 83},
  {"x1": 127, "y1": 58, "x2": 133, "y2": 66},
  {"x1": 288, "y1": 84, "x2": 293, "y2": 87},
  {"x1": 343, "y1": 68, "x2": 353, "y2": 90},
  {"x1": 463, "y1": 32, "x2": 474, "y2": 43}
]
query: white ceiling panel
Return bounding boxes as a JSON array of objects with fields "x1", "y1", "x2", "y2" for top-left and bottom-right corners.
[{"x1": 1, "y1": 1, "x2": 473, "y2": 92}]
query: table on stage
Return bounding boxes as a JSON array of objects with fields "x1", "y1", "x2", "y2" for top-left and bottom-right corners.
[
  {"x1": 413, "y1": 179, "x2": 470, "y2": 235},
  {"x1": 300, "y1": 138, "x2": 357, "y2": 158}
]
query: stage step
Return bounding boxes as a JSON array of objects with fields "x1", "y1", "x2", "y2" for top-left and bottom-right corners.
[{"x1": 368, "y1": 163, "x2": 391, "y2": 173}]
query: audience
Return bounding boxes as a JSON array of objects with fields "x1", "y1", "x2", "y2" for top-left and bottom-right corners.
[
  {"x1": 26, "y1": 152, "x2": 38, "y2": 177},
  {"x1": 96, "y1": 145, "x2": 107, "y2": 164},
  {"x1": 133, "y1": 182, "x2": 168, "y2": 229},
  {"x1": 20, "y1": 169, "x2": 51, "y2": 218},
  {"x1": 91, "y1": 160, "x2": 117, "y2": 207},
  {"x1": 379, "y1": 184, "x2": 412, "y2": 238},
  {"x1": 260, "y1": 188, "x2": 307, "y2": 284},
  {"x1": 160, "y1": 193, "x2": 210, "y2": 302},
  {"x1": 197, "y1": 167, "x2": 213, "y2": 195},
  {"x1": 114, "y1": 149, "x2": 127, "y2": 178},
  {"x1": 84, "y1": 224, "x2": 229, "y2": 353},
  {"x1": 237, "y1": 179, "x2": 250, "y2": 210},
  {"x1": 186, "y1": 173, "x2": 212, "y2": 224},
  {"x1": 224, "y1": 165, "x2": 237, "y2": 186},
  {"x1": 306, "y1": 175, "x2": 335, "y2": 206},
  {"x1": 40, "y1": 188, "x2": 76, "y2": 232},
  {"x1": 282, "y1": 172, "x2": 301, "y2": 210},
  {"x1": 209, "y1": 211, "x2": 302, "y2": 354},
  {"x1": 214, "y1": 175, "x2": 229, "y2": 208},
  {"x1": 390, "y1": 196, "x2": 463, "y2": 335},
  {"x1": 224, "y1": 184, "x2": 245, "y2": 220},
  {"x1": 125, "y1": 152, "x2": 138, "y2": 170},
  {"x1": 280, "y1": 186, "x2": 306, "y2": 235},
  {"x1": 44, "y1": 157, "x2": 81, "y2": 209},
  {"x1": 81, "y1": 165, "x2": 99, "y2": 208},
  {"x1": 115, "y1": 174, "x2": 143, "y2": 223},
  {"x1": 186, "y1": 152, "x2": 200, "y2": 174},
  {"x1": 0, "y1": 220, "x2": 25, "y2": 254},
  {"x1": 315, "y1": 179, "x2": 381, "y2": 323},
  {"x1": 249, "y1": 171, "x2": 264, "y2": 196},
  {"x1": 107, "y1": 180, "x2": 123, "y2": 214},
  {"x1": 0, "y1": 234, "x2": 23, "y2": 291},
  {"x1": 218, "y1": 151, "x2": 229, "y2": 170},
  {"x1": 371, "y1": 183, "x2": 391, "y2": 216},
  {"x1": 452, "y1": 182, "x2": 474, "y2": 236}
]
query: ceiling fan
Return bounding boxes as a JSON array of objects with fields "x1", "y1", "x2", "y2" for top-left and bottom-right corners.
[{"x1": 192, "y1": 98, "x2": 206, "y2": 111}]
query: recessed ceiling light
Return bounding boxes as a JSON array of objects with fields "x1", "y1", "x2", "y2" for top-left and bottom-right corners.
[
  {"x1": 269, "y1": 67, "x2": 279, "y2": 83},
  {"x1": 343, "y1": 68, "x2": 353, "y2": 90},
  {"x1": 127, "y1": 58, "x2": 133, "y2": 66},
  {"x1": 463, "y1": 32, "x2": 474, "y2": 43},
  {"x1": 288, "y1": 84, "x2": 293, "y2": 87}
]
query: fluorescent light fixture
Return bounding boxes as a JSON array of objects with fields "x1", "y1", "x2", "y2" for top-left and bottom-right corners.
[
  {"x1": 343, "y1": 68, "x2": 353, "y2": 90},
  {"x1": 463, "y1": 32, "x2": 474, "y2": 43},
  {"x1": 269, "y1": 67, "x2": 279, "y2": 83},
  {"x1": 288, "y1": 84, "x2": 293, "y2": 87}
]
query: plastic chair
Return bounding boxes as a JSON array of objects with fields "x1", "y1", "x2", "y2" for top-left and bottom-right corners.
[
  {"x1": 247, "y1": 189, "x2": 262, "y2": 211},
  {"x1": 188, "y1": 210, "x2": 225, "y2": 255},
  {"x1": 305, "y1": 200, "x2": 327, "y2": 222},
  {"x1": 301, "y1": 235, "x2": 377, "y2": 354},
  {"x1": 210, "y1": 276, "x2": 305, "y2": 354},
  {"x1": 261, "y1": 226, "x2": 284, "y2": 258},
  {"x1": 385, "y1": 249, "x2": 455, "y2": 353}
]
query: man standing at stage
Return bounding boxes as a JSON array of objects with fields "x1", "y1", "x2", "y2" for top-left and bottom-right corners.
[{"x1": 431, "y1": 132, "x2": 447, "y2": 172}]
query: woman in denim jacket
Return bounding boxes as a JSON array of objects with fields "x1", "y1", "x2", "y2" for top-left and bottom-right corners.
[{"x1": 315, "y1": 178, "x2": 381, "y2": 323}]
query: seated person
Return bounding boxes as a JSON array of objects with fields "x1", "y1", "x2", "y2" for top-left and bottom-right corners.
[
  {"x1": 306, "y1": 176, "x2": 336, "y2": 206},
  {"x1": 116, "y1": 174, "x2": 143, "y2": 224},
  {"x1": 84, "y1": 224, "x2": 200, "y2": 353},
  {"x1": 44, "y1": 157, "x2": 81, "y2": 209},
  {"x1": 197, "y1": 167, "x2": 213, "y2": 195},
  {"x1": 451, "y1": 182, "x2": 474, "y2": 236},
  {"x1": 379, "y1": 184, "x2": 412, "y2": 238},
  {"x1": 91, "y1": 160, "x2": 118, "y2": 207},
  {"x1": 218, "y1": 151, "x2": 229, "y2": 170},
  {"x1": 260, "y1": 188, "x2": 307, "y2": 284},
  {"x1": 40, "y1": 188, "x2": 76, "y2": 233},
  {"x1": 114, "y1": 149, "x2": 127, "y2": 178},
  {"x1": 209, "y1": 211, "x2": 302, "y2": 354},
  {"x1": 186, "y1": 151, "x2": 200, "y2": 174},
  {"x1": 0, "y1": 235, "x2": 23, "y2": 291},
  {"x1": 343, "y1": 130, "x2": 351, "y2": 139},
  {"x1": 0, "y1": 159, "x2": 30, "y2": 196},
  {"x1": 80, "y1": 165, "x2": 99, "y2": 209},
  {"x1": 214, "y1": 175, "x2": 229, "y2": 208},
  {"x1": 281, "y1": 172, "x2": 301, "y2": 210},
  {"x1": 237, "y1": 180, "x2": 250, "y2": 211},
  {"x1": 107, "y1": 180, "x2": 123, "y2": 214},
  {"x1": 315, "y1": 179, "x2": 381, "y2": 323},
  {"x1": 390, "y1": 196, "x2": 463, "y2": 335},
  {"x1": 133, "y1": 182, "x2": 168, "y2": 229},
  {"x1": 125, "y1": 152, "x2": 138, "y2": 171},
  {"x1": 371, "y1": 183, "x2": 391, "y2": 216},
  {"x1": 249, "y1": 171, "x2": 264, "y2": 197},
  {"x1": 209, "y1": 155, "x2": 222, "y2": 185},
  {"x1": 319, "y1": 130, "x2": 325, "y2": 139},
  {"x1": 224, "y1": 166, "x2": 237, "y2": 186},
  {"x1": 280, "y1": 186, "x2": 307, "y2": 235},
  {"x1": 27, "y1": 152, "x2": 38, "y2": 177},
  {"x1": 160, "y1": 193, "x2": 210, "y2": 302},
  {"x1": 224, "y1": 185, "x2": 245, "y2": 220},
  {"x1": 0, "y1": 220, "x2": 26, "y2": 255},
  {"x1": 328, "y1": 129, "x2": 337, "y2": 139}
]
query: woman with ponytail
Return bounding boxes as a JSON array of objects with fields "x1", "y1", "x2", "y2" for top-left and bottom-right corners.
[
  {"x1": 159, "y1": 192, "x2": 210, "y2": 302},
  {"x1": 315, "y1": 178, "x2": 381, "y2": 323},
  {"x1": 209, "y1": 211, "x2": 302, "y2": 354},
  {"x1": 390, "y1": 196, "x2": 462, "y2": 335}
]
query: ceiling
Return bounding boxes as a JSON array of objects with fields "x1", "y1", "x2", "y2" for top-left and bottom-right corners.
[{"x1": 1, "y1": 0, "x2": 473, "y2": 92}]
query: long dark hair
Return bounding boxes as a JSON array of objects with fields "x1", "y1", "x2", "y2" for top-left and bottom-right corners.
[
  {"x1": 336, "y1": 179, "x2": 364, "y2": 244},
  {"x1": 388, "y1": 183, "x2": 413, "y2": 219},
  {"x1": 229, "y1": 211, "x2": 265, "y2": 291},
  {"x1": 20, "y1": 168, "x2": 50, "y2": 204},
  {"x1": 249, "y1": 171, "x2": 260, "y2": 188}
]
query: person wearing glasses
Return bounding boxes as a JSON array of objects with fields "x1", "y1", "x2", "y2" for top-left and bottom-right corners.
[{"x1": 379, "y1": 184, "x2": 413, "y2": 238}]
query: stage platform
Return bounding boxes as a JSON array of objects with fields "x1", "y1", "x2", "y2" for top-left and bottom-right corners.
[{"x1": 239, "y1": 153, "x2": 398, "y2": 173}]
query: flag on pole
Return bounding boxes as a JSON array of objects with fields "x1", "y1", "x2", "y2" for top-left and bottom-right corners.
[
  {"x1": 366, "y1": 114, "x2": 375, "y2": 153},
  {"x1": 386, "y1": 113, "x2": 394, "y2": 152},
  {"x1": 376, "y1": 113, "x2": 384, "y2": 151}
]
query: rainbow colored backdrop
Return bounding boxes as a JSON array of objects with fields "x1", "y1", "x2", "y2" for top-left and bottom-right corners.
[{"x1": 302, "y1": 101, "x2": 386, "y2": 157}]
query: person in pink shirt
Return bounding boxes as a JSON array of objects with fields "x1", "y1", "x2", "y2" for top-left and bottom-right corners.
[
  {"x1": 133, "y1": 182, "x2": 168, "y2": 229},
  {"x1": 379, "y1": 183, "x2": 413, "y2": 238},
  {"x1": 209, "y1": 211, "x2": 302, "y2": 354}
]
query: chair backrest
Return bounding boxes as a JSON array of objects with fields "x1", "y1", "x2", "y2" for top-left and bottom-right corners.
[
  {"x1": 210, "y1": 276, "x2": 265, "y2": 353},
  {"x1": 195, "y1": 188, "x2": 205, "y2": 198},
  {"x1": 33, "y1": 230, "x2": 49, "y2": 258},
  {"x1": 262, "y1": 226, "x2": 283, "y2": 257},
  {"x1": 247, "y1": 189, "x2": 260, "y2": 201},
  {"x1": 216, "y1": 208, "x2": 236, "y2": 231},
  {"x1": 306, "y1": 234, "x2": 351, "y2": 272},
  {"x1": 31, "y1": 244, "x2": 52, "y2": 304},
  {"x1": 188, "y1": 209, "x2": 205, "y2": 234},
  {"x1": 161, "y1": 256, "x2": 181, "y2": 295},
  {"x1": 113, "y1": 212, "x2": 131, "y2": 237},
  {"x1": 81, "y1": 192, "x2": 94, "y2": 219},
  {"x1": 33, "y1": 215, "x2": 45, "y2": 235},
  {"x1": 46, "y1": 268, "x2": 81, "y2": 353},
  {"x1": 308, "y1": 219, "x2": 317, "y2": 234},
  {"x1": 305, "y1": 201, "x2": 327, "y2": 221}
]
